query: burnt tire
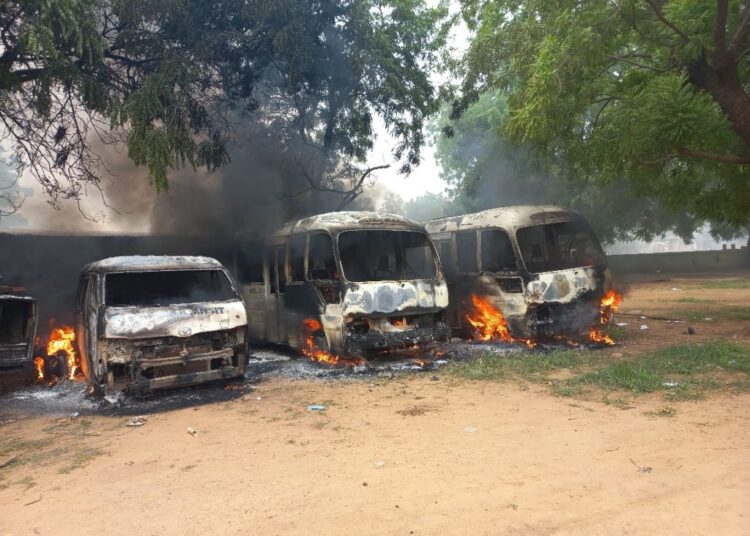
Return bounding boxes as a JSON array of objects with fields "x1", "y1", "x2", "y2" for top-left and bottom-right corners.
[{"x1": 44, "y1": 351, "x2": 69, "y2": 382}]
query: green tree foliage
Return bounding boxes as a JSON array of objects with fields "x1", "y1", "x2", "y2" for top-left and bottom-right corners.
[
  {"x1": 455, "y1": 0, "x2": 750, "y2": 229},
  {"x1": 0, "y1": 0, "x2": 448, "y2": 209}
]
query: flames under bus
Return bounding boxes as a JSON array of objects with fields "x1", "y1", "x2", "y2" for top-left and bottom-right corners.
[
  {"x1": 76, "y1": 256, "x2": 248, "y2": 394},
  {"x1": 237, "y1": 212, "x2": 450, "y2": 358},
  {"x1": 425, "y1": 206, "x2": 615, "y2": 340}
]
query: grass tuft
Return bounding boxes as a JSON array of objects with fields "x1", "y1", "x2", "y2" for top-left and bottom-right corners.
[
  {"x1": 698, "y1": 279, "x2": 750, "y2": 290},
  {"x1": 644, "y1": 406, "x2": 676, "y2": 418},
  {"x1": 448, "y1": 349, "x2": 588, "y2": 382}
]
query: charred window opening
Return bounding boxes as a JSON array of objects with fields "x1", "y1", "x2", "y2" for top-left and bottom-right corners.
[
  {"x1": 481, "y1": 229, "x2": 517, "y2": 272},
  {"x1": 237, "y1": 242, "x2": 264, "y2": 283},
  {"x1": 517, "y1": 221, "x2": 606, "y2": 273},
  {"x1": 338, "y1": 231, "x2": 437, "y2": 282},
  {"x1": 105, "y1": 270, "x2": 237, "y2": 306},
  {"x1": 290, "y1": 235, "x2": 306, "y2": 282},
  {"x1": 0, "y1": 300, "x2": 33, "y2": 343},
  {"x1": 308, "y1": 233, "x2": 337, "y2": 281},
  {"x1": 456, "y1": 231, "x2": 478, "y2": 273}
]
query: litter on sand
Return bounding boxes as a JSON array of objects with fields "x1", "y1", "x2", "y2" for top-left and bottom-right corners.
[
  {"x1": 464, "y1": 426, "x2": 478, "y2": 433},
  {"x1": 307, "y1": 404, "x2": 326, "y2": 411},
  {"x1": 125, "y1": 416, "x2": 147, "y2": 427}
]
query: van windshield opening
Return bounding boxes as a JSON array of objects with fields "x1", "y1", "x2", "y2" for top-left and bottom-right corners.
[
  {"x1": 338, "y1": 231, "x2": 437, "y2": 282},
  {"x1": 105, "y1": 270, "x2": 237, "y2": 306},
  {"x1": 516, "y1": 221, "x2": 605, "y2": 273}
]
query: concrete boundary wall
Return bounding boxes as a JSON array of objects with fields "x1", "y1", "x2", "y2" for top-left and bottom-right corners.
[{"x1": 607, "y1": 248, "x2": 749, "y2": 274}]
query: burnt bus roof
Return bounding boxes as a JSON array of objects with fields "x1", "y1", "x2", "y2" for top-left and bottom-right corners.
[
  {"x1": 425, "y1": 205, "x2": 584, "y2": 235},
  {"x1": 272, "y1": 211, "x2": 426, "y2": 238},
  {"x1": 82, "y1": 255, "x2": 225, "y2": 274}
]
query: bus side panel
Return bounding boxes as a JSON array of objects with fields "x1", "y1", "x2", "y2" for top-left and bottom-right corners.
[{"x1": 241, "y1": 284, "x2": 267, "y2": 343}]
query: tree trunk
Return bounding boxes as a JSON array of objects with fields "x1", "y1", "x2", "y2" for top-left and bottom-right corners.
[{"x1": 688, "y1": 53, "x2": 750, "y2": 157}]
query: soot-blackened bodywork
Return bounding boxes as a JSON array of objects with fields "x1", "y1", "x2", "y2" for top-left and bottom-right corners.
[
  {"x1": 238, "y1": 212, "x2": 449, "y2": 358},
  {"x1": 426, "y1": 206, "x2": 614, "y2": 339},
  {"x1": 0, "y1": 286, "x2": 37, "y2": 376},
  {"x1": 76, "y1": 256, "x2": 248, "y2": 394}
]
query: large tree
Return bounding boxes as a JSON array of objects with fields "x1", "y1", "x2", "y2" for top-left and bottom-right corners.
[
  {"x1": 0, "y1": 0, "x2": 448, "y2": 212},
  {"x1": 455, "y1": 0, "x2": 750, "y2": 231}
]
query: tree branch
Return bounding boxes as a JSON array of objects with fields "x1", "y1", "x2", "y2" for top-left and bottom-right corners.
[
  {"x1": 644, "y1": 0, "x2": 691, "y2": 42},
  {"x1": 714, "y1": 0, "x2": 730, "y2": 54}
]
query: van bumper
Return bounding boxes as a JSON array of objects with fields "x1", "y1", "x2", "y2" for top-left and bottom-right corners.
[{"x1": 344, "y1": 322, "x2": 450, "y2": 356}]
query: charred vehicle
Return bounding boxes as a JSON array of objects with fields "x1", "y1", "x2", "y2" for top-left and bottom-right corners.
[
  {"x1": 0, "y1": 283, "x2": 37, "y2": 378},
  {"x1": 76, "y1": 256, "x2": 248, "y2": 394},
  {"x1": 426, "y1": 206, "x2": 615, "y2": 340},
  {"x1": 237, "y1": 212, "x2": 449, "y2": 358}
]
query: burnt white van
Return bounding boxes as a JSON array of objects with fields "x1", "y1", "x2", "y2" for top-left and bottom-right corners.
[
  {"x1": 76, "y1": 256, "x2": 248, "y2": 394},
  {"x1": 0, "y1": 285, "x2": 37, "y2": 378},
  {"x1": 426, "y1": 206, "x2": 614, "y2": 340},
  {"x1": 237, "y1": 211, "x2": 450, "y2": 358}
]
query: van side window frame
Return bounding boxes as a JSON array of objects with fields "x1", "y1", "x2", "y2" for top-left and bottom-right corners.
[
  {"x1": 455, "y1": 230, "x2": 479, "y2": 273},
  {"x1": 289, "y1": 234, "x2": 306, "y2": 283}
]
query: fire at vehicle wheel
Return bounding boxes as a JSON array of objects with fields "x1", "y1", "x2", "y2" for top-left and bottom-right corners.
[{"x1": 44, "y1": 350, "x2": 69, "y2": 381}]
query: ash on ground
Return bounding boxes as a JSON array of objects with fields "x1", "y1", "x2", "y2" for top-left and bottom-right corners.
[{"x1": 0, "y1": 340, "x2": 597, "y2": 419}]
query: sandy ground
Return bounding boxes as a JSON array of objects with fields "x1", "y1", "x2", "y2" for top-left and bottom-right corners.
[{"x1": 1, "y1": 271, "x2": 749, "y2": 535}]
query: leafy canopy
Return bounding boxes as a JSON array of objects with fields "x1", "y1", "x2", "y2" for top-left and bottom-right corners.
[
  {"x1": 455, "y1": 0, "x2": 750, "y2": 229},
  {"x1": 0, "y1": 0, "x2": 449, "y2": 211}
]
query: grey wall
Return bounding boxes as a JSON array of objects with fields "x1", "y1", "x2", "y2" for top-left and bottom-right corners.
[{"x1": 607, "y1": 247, "x2": 749, "y2": 275}]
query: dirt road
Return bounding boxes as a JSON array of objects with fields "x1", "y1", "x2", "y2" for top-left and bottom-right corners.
[{"x1": 1, "y1": 272, "x2": 749, "y2": 535}]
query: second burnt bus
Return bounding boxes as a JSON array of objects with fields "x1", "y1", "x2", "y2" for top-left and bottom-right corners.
[
  {"x1": 237, "y1": 211, "x2": 450, "y2": 358},
  {"x1": 425, "y1": 206, "x2": 614, "y2": 340}
]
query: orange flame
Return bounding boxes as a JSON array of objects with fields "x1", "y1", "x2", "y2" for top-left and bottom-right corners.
[
  {"x1": 588, "y1": 289, "x2": 623, "y2": 346},
  {"x1": 465, "y1": 295, "x2": 535, "y2": 348},
  {"x1": 588, "y1": 328, "x2": 615, "y2": 345},
  {"x1": 46, "y1": 326, "x2": 80, "y2": 380},
  {"x1": 34, "y1": 325, "x2": 83, "y2": 384},
  {"x1": 599, "y1": 289, "x2": 623, "y2": 324},
  {"x1": 33, "y1": 356, "x2": 44, "y2": 382},
  {"x1": 301, "y1": 318, "x2": 363, "y2": 367}
]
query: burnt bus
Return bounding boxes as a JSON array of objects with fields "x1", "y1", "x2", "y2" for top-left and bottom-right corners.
[
  {"x1": 425, "y1": 206, "x2": 614, "y2": 339},
  {"x1": 0, "y1": 285, "x2": 37, "y2": 378},
  {"x1": 237, "y1": 211, "x2": 450, "y2": 358},
  {"x1": 76, "y1": 256, "x2": 248, "y2": 394}
]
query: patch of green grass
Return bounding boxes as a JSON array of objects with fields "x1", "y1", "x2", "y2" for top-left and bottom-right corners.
[
  {"x1": 676, "y1": 296, "x2": 714, "y2": 304},
  {"x1": 58, "y1": 447, "x2": 105, "y2": 474},
  {"x1": 0, "y1": 438, "x2": 54, "y2": 458},
  {"x1": 674, "y1": 307, "x2": 750, "y2": 322},
  {"x1": 644, "y1": 406, "x2": 676, "y2": 418},
  {"x1": 450, "y1": 341, "x2": 750, "y2": 402},
  {"x1": 607, "y1": 325, "x2": 628, "y2": 342},
  {"x1": 448, "y1": 349, "x2": 589, "y2": 381},
  {"x1": 698, "y1": 278, "x2": 750, "y2": 290},
  {"x1": 565, "y1": 341, "x2": 750, "y2": 397}
]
